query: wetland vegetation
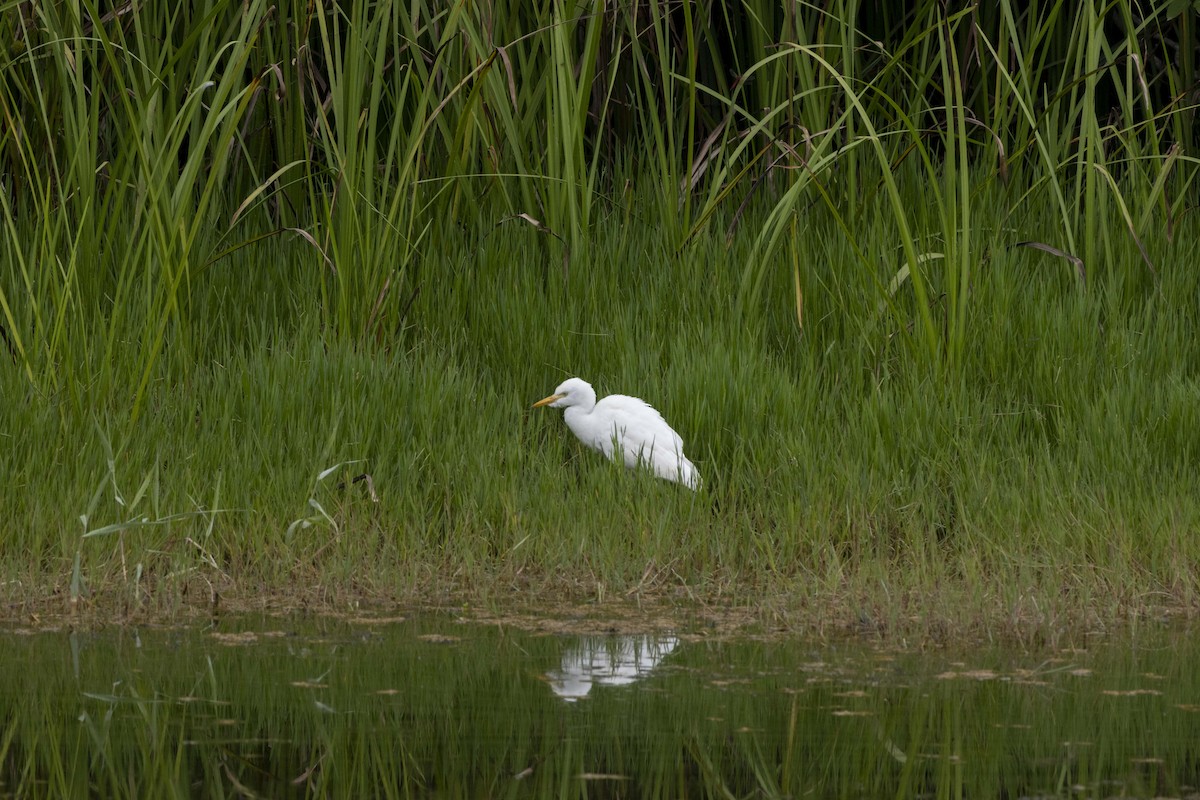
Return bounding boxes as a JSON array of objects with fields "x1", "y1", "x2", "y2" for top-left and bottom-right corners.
[{"x1": 1, "y1": 1, "x2": 1199, "y2": 637}]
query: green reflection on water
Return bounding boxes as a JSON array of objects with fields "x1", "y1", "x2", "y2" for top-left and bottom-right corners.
[{"x1": 0, "y1": 616, "x2": 1196, "y2": 798}]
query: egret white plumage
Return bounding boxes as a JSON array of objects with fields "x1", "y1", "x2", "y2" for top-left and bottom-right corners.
[{"x1": 532, "y1": 377, "x2": 701, "y2": 490}]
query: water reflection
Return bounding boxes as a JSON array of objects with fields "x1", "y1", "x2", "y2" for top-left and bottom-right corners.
[
  {"x1": 2, "y1": 617, "x2": 1199, "y2": 798},
  {"x1": 546, "y1": 634, "x2": 679, "y2": 701}
]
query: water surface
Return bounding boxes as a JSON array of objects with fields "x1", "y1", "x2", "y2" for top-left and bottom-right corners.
[{"x1": 1, "y1": 613, "x2": 1197, "y2": 798}]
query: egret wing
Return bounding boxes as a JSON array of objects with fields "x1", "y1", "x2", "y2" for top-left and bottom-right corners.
[{"x1": 591, "y1": 394, "x2": 685, "y2": 464}]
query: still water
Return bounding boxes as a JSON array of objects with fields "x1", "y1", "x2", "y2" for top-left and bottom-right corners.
[{"x1": 1, "y1": 612, "x2": 1197, "y2": 798}]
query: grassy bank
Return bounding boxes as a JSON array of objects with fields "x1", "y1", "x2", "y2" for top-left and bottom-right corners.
[
  {"x1": 1, "y1": 1, "x2": 1199, "y2": 635},
  {"x1": 4, "y1": 188, "x2": 1200, "y2": 636}
]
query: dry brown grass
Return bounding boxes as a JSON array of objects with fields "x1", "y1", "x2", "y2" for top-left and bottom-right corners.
[{"x1": 4, "y1": 560, "x2": 1194, "y2": 652}]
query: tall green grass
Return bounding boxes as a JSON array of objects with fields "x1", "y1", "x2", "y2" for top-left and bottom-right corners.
[
  {"x1": 0, "y1": 1, "x2": 1198, "y2": 625},
  {"x1": 3, "y1": 193, "x2": 1199, "y2": 628}
]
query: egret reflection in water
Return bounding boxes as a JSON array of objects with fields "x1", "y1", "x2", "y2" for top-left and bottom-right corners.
[{"x1": 546, "y1": 634, "x2": 679, "y2": 702}]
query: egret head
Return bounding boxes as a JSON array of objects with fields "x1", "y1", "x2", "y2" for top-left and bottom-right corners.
[{"x1": 533, "y1": 377, "x2": 595, "y2": 410}]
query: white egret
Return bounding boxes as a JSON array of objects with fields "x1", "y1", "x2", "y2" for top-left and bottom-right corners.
[{"x1": 532, "y1": 377, "x2": 701, "y2": 490}]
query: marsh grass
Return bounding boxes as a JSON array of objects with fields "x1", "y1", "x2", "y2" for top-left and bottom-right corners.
[
  {"x1": 3, "y1": 188, "x2": 1200, "y2": 633},
  {"x1": 1, "y1": 1, "x2": 1198, "y2": 632}
]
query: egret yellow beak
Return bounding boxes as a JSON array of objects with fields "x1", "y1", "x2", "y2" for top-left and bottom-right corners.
[{"x1": 532, "y1": 393, "x2": 565, "y2": 408}]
